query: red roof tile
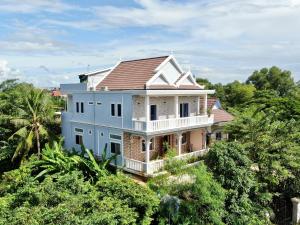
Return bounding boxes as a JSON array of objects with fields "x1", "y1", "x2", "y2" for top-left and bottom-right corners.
[
  {"x1": 96, "y1": 56, "x2": 168, "y2": 90},
  {"x1": 212, "y1": 109, "x2": 234, "y2": 123}
]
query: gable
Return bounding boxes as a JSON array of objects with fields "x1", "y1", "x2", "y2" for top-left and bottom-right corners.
[
  {"x1": 180, "y1": 75, "x2": 195, "y2": 85},
  {"x1": 152, "y1": 74, "x2": 169, "y2": 85}
]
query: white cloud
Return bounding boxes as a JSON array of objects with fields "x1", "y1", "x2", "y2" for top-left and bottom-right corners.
[
  {"x1": 0, "y1": 60, "x2": 22, "y2": 82},
  {"x1": 0, "y1": 0, "x2": 75, "y2": 13}
]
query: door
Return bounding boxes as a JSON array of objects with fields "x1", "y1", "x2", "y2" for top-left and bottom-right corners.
[
  {"x1": 150, "y1": 105, "x2": 157, "y2": 121},
  {"x1": 180, "y1": 103, "x2": 189, "y2": 117}
]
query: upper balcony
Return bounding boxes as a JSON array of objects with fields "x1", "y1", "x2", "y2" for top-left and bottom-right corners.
[{"x1": 131, "y1": 94, "x2": 213, "y2": 133}]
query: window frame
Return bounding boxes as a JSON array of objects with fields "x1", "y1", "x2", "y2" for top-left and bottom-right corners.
[
  {"x1": 75, "y1": 134, "x2": 83, "y2": 145},
  {"x1": 117, "y1": 103, "x2": 122, "y2": 117},
  {"x1": 110, "y1": 142, "x2": 121, "y2": 155},
  {"x1": 111, "y1": 104, "x2": 115, "y2": 117}
]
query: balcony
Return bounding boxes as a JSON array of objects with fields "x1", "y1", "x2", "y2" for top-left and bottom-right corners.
[
  {"x1": 124, "y1": 148, "x2": 208, "y2": 175},
  {"x1": 132, "y1": 114, "x2": 214, "y2": 132},
  {"x1": 60, "y1": 83, "x2": 87, "y2": 94}
]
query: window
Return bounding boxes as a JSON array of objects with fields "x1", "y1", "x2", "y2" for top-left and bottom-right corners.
[
  {"x1": 180, "y1": 103, "x2": 189, "y2": 117},
  {"x1": 76, "y1": 102, "x2": 84, "y2": 113},
  {"x1": 111, "y1": 104, "x2": 115, "y2": 116},
  {"x1": 117, "y1": 104, "x2": 122, "y2": 117},
  {"x1": 216, "y1": 132, "x2": 222, "y2": 140},
  {"x1": 110, "y1": 142, "x2": 121, "y2": 155},
  {"x1": 88, "y1": 130, "x2": 92, "y2": 135},
  {"x1": 110, "y1": 134, "x2": 122, "y2": 140},
  {"x1": 141, "y1": 138, "x2": 153, "y2": 152},
  {"x1": 81, "y1": 102, "x2": 84, "y2": 113},
  {"x1": 88, "y1": 101, "x2": 94, "y2": 105},
  {"x1": 76, "y1": 102, "x2": 79, "y2": 113},
  {"x1": 75, "y1": 135, "x2": 83, "y2": 145},
  {"x1": 75, "y1": 128, "x2": 83, "y2": 133},
  {"x1": 182, "y1": 133, "x2": 187, "y2": 144},
  {"x1": 111, "y1": 104, "x2": 122, "y2": 117},
  {"x1": 97, "y1": 102, "x2": 102, "y2": 105}
]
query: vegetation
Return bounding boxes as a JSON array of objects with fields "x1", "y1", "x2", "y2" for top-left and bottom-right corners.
[{"x1": 0, "y1": 64, "x2": 299, "y2": 225}]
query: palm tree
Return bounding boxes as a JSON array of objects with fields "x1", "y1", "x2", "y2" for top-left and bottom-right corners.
[{"x1": 9, "y1": 88, "x2": 54, "y2": 161}]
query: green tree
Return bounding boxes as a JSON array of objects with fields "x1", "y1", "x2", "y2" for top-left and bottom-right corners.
[
  {"x1": 246, "y1": 66, "x2": 295, "y2": 96},
  {"x1": 205, "y1": 142, "x2": 270, "y2": 224},
  {"x1": 9, "y1": 88, "x2": 54, "y2": 161}
]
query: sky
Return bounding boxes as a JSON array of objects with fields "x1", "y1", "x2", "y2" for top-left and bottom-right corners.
[{"x1": 0, "y1": 0, "x2": 300, "y2": 87}]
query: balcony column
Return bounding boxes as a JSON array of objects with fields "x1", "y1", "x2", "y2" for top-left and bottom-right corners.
[
  {"x1": 177, "y1": 132, "x2": 183, "y2": 156},
  {"x1": 197, "y1": 96, "x2": 200, "y2": 115},
  {"x1": 204, "y1": 94, "x2": 207, "y2": 115},
  {"x1": 145, "y1": 95, "x2": 150, "y2": 121},
  {"x1": 174, "y1": 95, "x2": 179, "y2": 118},
  {"x1": 145, "y1": 136, "x2": 151, "y2": 174}
]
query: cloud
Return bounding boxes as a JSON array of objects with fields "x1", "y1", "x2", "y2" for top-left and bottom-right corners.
[
  {"x1": 0, "y1": 60, "x2": 21, "y2": 82},
  {"x1": 0, "y1": 0, "x2": 75, "y2": 14}
]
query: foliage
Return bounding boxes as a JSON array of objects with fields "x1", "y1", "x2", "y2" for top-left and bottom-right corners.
[
  {"x1": 149, "y1": 162, "x2": 226, "y2": 225},
  {"x1": 96, "y1": 173, "x2": 159, "y2": 225},
  {"x1": 205, "y1": 142, "x2": 270, "y2": 224},
  {"x1": 246, "y1": 66, "x2": 295, "y2": 96}
]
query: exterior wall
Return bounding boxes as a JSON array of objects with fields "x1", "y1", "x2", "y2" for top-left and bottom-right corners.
[
  {"x1": 178, "y1": 96, "x2": 198, "y2": 117},
  {"x1": 132, "y1": 95, "x2": 204, "y2": 120},
  {"x1": 67, "y1": 92, "x2": 133, "y2": 129},
  {"x1": 211, "y1": 125, "x2": 229, "y2": 141},
  {"x1": 190, "y1": 129, "x2": 205, "y2": 151}
]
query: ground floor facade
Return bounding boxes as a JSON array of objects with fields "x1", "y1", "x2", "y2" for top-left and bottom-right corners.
[{"x1": 62, "y1": 119, "x2": 229, "y2": 176}]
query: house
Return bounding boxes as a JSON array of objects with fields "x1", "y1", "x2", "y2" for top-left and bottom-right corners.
[
  {"x1": 60, "y1": 55, "x2": 233, "y2": 176},
  {"x1": 207, "y1": 97, "x2": 234, "y2": 142}
]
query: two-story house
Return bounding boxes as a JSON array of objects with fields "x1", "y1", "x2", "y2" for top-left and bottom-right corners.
[{"x1": 60, "y1": 55, "x2": 232, "y2": 176}]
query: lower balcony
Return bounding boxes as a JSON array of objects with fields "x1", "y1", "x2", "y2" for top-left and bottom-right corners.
[
  {"x1": 132, "y1": 114, "x2": 214, "y2": 133},
  {"x1": 122, "y1": 129, "x2": 208, "y2": 175}
]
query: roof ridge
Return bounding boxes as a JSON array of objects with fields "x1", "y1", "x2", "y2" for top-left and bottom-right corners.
[{"x1": 121, "y1": 55, "x2": 169, "y2": 63}]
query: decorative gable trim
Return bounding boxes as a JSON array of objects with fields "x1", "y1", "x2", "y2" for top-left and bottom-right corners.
[
  {"x1": 146, "y1": 55, "x2": 184, "y2": 86},
  {"x1": 175, "y1": 71, "x2": 203, "y2": 88},
  {"x1": 152, "y1": 73, "x2": 170, "y2": 85}
]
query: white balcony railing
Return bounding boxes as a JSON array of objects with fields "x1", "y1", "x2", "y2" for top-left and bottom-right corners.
[
  {"x1": 124, "y1": 149, "x2": 208, "y2": 175},
  {"x1": 132, "y1": 115, "x2": 214, "y2": 132}
]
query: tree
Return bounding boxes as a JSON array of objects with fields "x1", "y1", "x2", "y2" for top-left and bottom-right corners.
[
  {"x1": 246, "y1": 66, "x2": 295, "y2": 96},
  {"x1": 205, "y1": 142, "x2": 270, "y2": 224},
  {"x1": 149, "y1": 162, "x2": 226, "y2": 225},
  {"x1": 9, "y1": 88, "x2": 54, "y2": 161}
]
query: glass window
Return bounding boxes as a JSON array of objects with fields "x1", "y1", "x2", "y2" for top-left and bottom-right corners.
[
  {"x1": 111, "y1": 104, "x2": 115, "y2": 116},
  {"x1": 180, "y1": 103, "x2": 189, "y2": 117},
  {"x1": 76, "y1": 102, "x2": 79, "y2": 113},
  {"x1": 81, "y1": 102, "x2": 84, "y2": 113},
  {"x1": 110, "y1": 134, "x2": 122, "y2": 140},
  {"x1": 88, "y1": 102, "x2": 94, "y2": 105},
  {"x1": 75, "y1": 135, "x2": 83, "y2": 145},
  {"x1": 216, "y1": 132, "x2": 222, "y2": 140},
  {"x1": 75, "y1": 128, "x2": 83, "y2": 133},
  {"x1": 110, "y1": 142, "x2": 121, "y2": 155},
  {"x1": 117, "y1": 104, "x2": 122, "y2": 117}
]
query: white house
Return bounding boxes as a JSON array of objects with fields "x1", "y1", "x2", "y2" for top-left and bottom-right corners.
[{"x1": 60, "y1": 55, "x2": 233, "y2": 176}]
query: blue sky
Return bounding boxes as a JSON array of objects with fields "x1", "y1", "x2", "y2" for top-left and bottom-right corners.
[{"x1": 0, "y1": 0, "x2": 300, "y2": 87}]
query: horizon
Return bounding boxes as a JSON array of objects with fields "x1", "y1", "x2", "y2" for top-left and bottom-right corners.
[{"x1": 0, "y1": 0, "x2": 300, "y2": 87}]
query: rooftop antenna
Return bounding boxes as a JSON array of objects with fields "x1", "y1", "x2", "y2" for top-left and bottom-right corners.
[{"x1": 87, "y1": 64, "x2": 90, "y2": 73}]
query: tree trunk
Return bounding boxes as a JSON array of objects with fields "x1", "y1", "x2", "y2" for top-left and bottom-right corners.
[{"x1": 35, "y1": 124, "x2": 41, "y2": 158}]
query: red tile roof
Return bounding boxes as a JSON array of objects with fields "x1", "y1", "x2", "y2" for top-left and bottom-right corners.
[
  {"x1": 96, "y1": 56, "x2": 168, "y2": 90},
  {"x1": 212, "y1": 109, "x2": 234, "y2": 123}
]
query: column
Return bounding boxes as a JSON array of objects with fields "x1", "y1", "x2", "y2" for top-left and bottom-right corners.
[
  {"x1": 204, "y1": 94, "x2": 207, "y2": 115},
  {"x1": 174, "y1": 95, "x2": 179, "y2": 118},
  {"x1": 145, "y1": 137, "x2": 151, "y2": 174},
  {"x1": 197, "y1": 96, "x2": 200, "y2": 115},
  {"x1": 291, "y1": 198, "x2": 300, "y2": 224},
  {"x1": 177, "y1": 132, "x2": 182, "y2": 155},
  {"x1": 145, "y1": 95, "x2": 150, "y2": 121}
]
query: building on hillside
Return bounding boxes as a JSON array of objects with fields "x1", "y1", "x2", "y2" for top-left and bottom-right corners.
[{"x1": 60, "y1": 55, "x2": 233, "y2": 176}]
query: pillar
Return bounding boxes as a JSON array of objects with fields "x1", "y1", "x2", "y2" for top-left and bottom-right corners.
[
  {"x1": 177, "y1": 132, "x2": 182, "y2": 155},
  {"x1": 291, "y1": 197, "x2": 300, "y2": 224},
  {"x1": 145, "y1": 95, "x2": 150, "y2": 121},
  {"x1": 197, "y1": 96, "x2": 200, "y2": 115},
  {"x1": 204, "y1": 94, "x2": 207, "y2": 115},
  {"x1": 145, "y1": 137, "x2": 151, "y2": 174},
  {"x1": 174, "y1": 95, "x2": 179, "y2": 118}
]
